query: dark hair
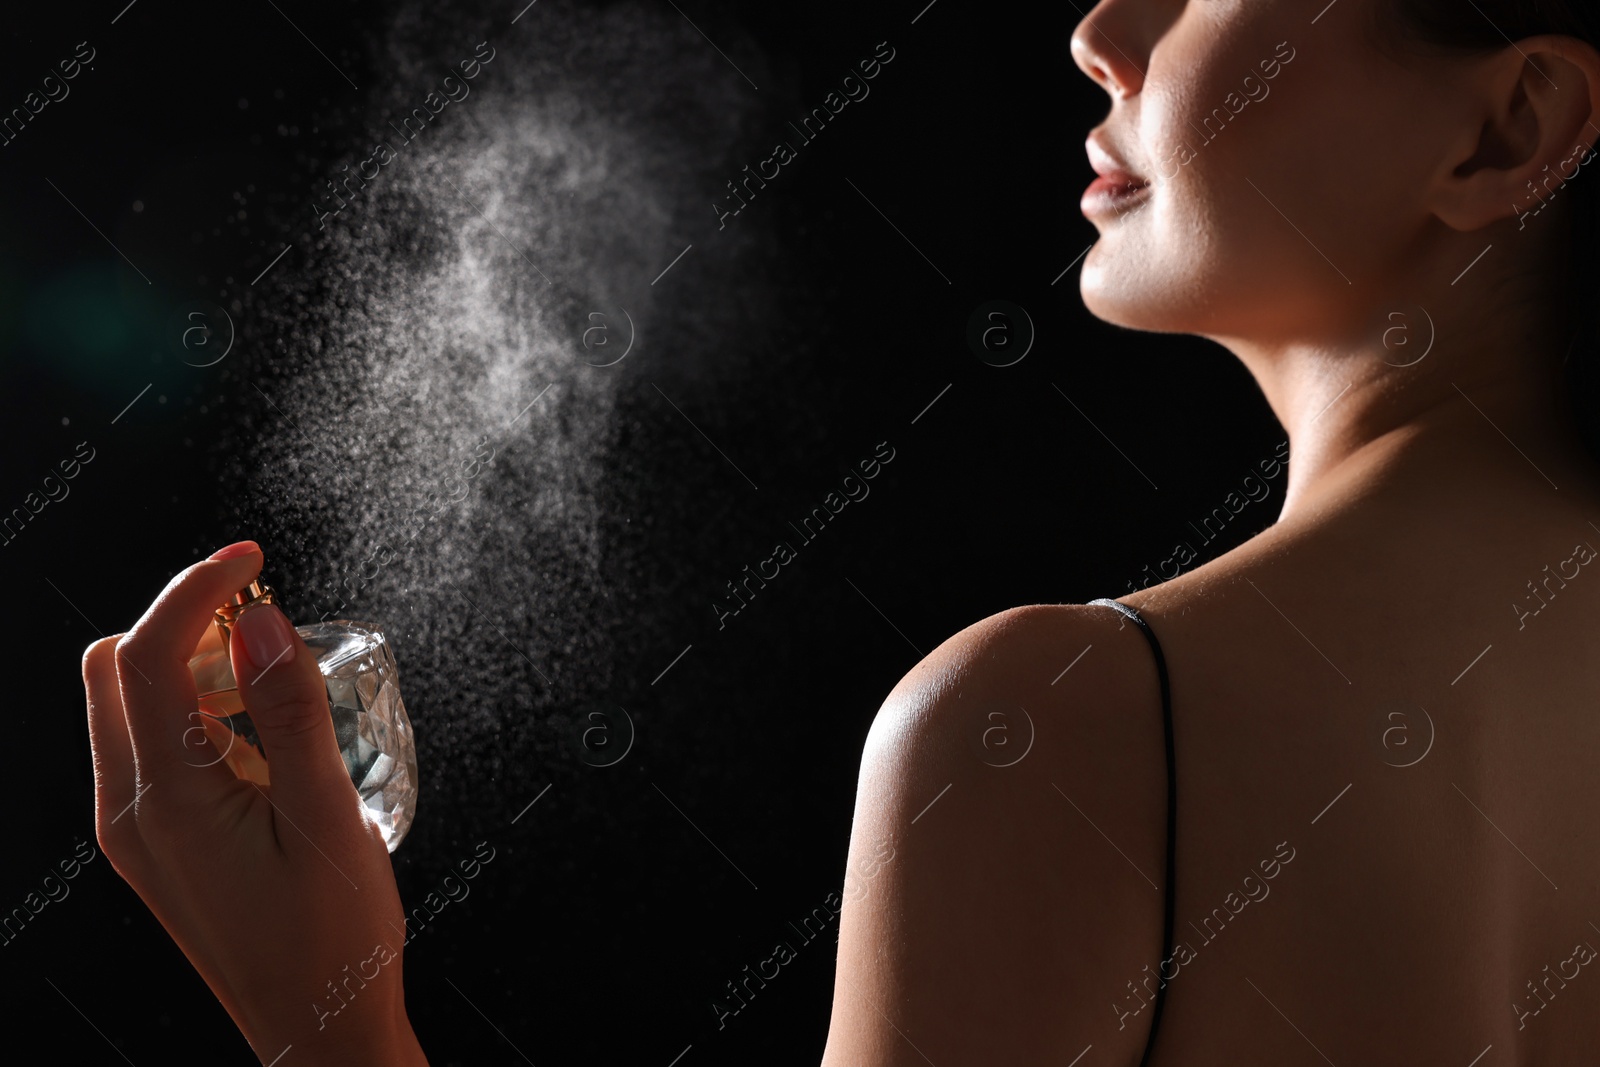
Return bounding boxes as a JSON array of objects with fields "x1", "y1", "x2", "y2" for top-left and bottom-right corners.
[{"x1": 1384, "y1": 0, "x2": 1600, "y2": 461}]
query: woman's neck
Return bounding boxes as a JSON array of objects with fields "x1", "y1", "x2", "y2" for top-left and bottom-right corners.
[{"x1": 1226, "y1": 332, "x2": 1594, "y2": 525}]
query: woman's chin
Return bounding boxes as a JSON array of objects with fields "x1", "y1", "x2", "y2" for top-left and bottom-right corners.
[
  {"x1": 1080, "y1": 275, "x2": 1175, "y2": 333},
  {"x1": 1077, "y1": 241, "x2": 1205, "y2": 335}
]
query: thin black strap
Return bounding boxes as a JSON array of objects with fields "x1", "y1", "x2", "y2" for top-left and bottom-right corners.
[{"x1": 1088, "y1": 597, "x2": 1175, "y2": 1066}]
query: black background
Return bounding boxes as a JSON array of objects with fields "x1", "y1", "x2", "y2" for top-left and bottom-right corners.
[{"x1": 1, "y1": 1, "x2": 1280, "y2": 1063}]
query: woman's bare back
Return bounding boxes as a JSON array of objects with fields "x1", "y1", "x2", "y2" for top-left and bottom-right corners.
[
  {"x1": 1117, "y1": 434, "x2": 1600, "y2": 1064},
  {"x1": 820, "y1": 419, "x2": 1600, "y2": 1066}
]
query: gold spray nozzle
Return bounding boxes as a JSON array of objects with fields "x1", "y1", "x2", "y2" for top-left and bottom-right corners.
[{"x1": 213, "y1": 580, "x2": 277, "y2": 643}]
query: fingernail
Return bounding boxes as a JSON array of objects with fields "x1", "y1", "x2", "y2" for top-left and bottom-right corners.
[
  {"x1": 209, "y1": 541, "x2": 260, "y2": 561},
  {"x1": 236, "y1": 603, "x2": 297, "y2": 671}
]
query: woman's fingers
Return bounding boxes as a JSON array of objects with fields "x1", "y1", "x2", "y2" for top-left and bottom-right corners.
[
  {"x1": 83, "y1": 635, "x2": 140, "y2": 850},
  {"x1": 84, "y1": 541, "x2": 424, "y2": 1062},
  {"x1": 114, "y1": 545, "x2": 266, "y2": 809},
  {"x1": 232, "y1": 603, "x2": 366, "y2": 840}
]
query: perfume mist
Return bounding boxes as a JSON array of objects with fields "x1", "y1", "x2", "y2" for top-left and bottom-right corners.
[{"x1": 186, "y1": 579, "x2": 419, "y2": 851}]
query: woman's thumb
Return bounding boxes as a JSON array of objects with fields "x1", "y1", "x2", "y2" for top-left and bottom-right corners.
[{"x1": 231, "y1": 602, "x2": 358, "y2": 826}]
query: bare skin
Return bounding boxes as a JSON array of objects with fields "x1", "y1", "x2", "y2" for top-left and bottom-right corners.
[
  {"x1": 823, "y1": 0, "x2": 1600, "y2": 1063},
  {"x1": 824, "y1": 450, "x2": 1600, "y2": 1064},
  {"x1": 86, "y1": 0, "x2": 1600, "y2": 1064}
]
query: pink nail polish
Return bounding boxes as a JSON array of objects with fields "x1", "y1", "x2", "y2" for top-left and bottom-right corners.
[
  {"x1": 188, "y1": 577, "x2": 418, "y2": 851},
  {"x1": 209, "y1": 541, "x2": 260, "y2": 561},
  {"x1": 236, "y1": 602, "x2": 297, "y2": 670}
]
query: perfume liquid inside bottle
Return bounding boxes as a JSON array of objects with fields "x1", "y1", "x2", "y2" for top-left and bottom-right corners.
[{"x1": 187, "y1": 580, "x2": 419, "y2": 852}]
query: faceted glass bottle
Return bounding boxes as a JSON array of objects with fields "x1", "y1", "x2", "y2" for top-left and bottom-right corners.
[{"x1": 187, "y1": 580, "x2": 419, "y2": 852}]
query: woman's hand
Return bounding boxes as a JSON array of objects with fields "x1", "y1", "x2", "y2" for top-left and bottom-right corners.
[{"x1": 82, "y1": 542, "x2": 428, "y2": 1066}]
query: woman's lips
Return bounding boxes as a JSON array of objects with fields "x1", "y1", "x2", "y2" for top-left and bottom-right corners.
[{"x1": 1081, "y1": 170, "x2": 1152, "y2": 218}]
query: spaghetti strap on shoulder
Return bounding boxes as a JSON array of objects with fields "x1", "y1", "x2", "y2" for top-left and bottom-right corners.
[{"x1": 1087, "y1": 597, "x2": 1176, "y2": 1067}]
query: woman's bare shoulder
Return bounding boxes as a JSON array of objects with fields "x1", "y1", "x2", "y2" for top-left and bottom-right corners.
[
  {"x1": 871, "y1": 601, "x2": 1168, "y2": 740},
  {"x1": 820, "y1": 603, "x2": 1175, "y2": 1066}
]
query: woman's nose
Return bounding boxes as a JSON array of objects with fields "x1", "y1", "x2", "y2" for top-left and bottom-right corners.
[{"x1": 1071, "y1": 0, "x2": 1149, "y2": 99}]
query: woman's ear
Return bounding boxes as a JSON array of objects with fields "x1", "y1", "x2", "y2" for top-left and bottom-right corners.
[{"x1": 1431, "y1": 34, "x2": 1600, "y2": 232}]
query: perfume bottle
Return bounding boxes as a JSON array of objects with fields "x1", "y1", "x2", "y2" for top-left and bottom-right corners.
[{"x1": 186, "y1": 579, "x2": 419, "y2": 852}]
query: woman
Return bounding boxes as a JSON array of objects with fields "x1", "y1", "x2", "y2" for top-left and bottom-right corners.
[{"x1": 82, "y1": 0, "x2": 1600, "y2": 1062}]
